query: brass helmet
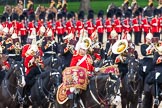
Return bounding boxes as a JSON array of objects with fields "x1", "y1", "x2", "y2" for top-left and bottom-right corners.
[{"x1": 112, "y1": 39, "x2": 128, "y2": 54}]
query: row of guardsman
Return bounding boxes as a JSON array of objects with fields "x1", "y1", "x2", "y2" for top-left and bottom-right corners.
[{"x1": 1, "y1": 2, "x2": 162, "y2": 47}]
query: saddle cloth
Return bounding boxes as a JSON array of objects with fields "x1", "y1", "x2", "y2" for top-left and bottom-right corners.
[{"x1": 100, "y1": 65, "x2": 119, "y2": 75}]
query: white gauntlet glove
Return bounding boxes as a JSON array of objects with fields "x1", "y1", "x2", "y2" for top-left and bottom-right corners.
[{"x1": 95, "y1": 67, "x2": 100, "y2": 72}]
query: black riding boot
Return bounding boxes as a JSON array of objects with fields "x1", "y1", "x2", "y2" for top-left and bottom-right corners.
[
  {"x1": 154, "y1": 79, "x2": 159, "y2": 105},
  {"x1": 73, "y1": 94, "x2": 78, "y2": 108}
]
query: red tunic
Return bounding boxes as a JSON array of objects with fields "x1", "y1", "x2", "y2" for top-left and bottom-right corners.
[
  {"x1": 70, "y1": 54, "x2": 94, "y2": 72},
  {"x1": 18, "y1": 22, "x2": 27, "y2": 36},
  {"x1": 28, "y1": 21, "x2": 35, "y2": 35},
  {"x1": 105, "y1": 18, "x2": 112, "y2": 33},
  {"x1": 24, "y1": 55, "x2": 37, "y2": 75},
  {"x1": 66, "y1": 20, "x2": 75, "y2": 34},
  {"x1": 132, "y1": 18, "x2": 140, "y2": 32},
  {"x1": 114, "y1": 18, "x2": 122, "y2": 33},
  {"x1": 75, "y1": 20, "x2": 84, "y2": 37},
  {"x1": 123, "y1": 18, "x2": 131, "y2": 33},
  {"x1": 96, "y1": 19, "x2": 104, "y2": 33},
  {"x1": 86, "y1": 20, "x2": 95, "y2": 35},
  {"x1": 150, "y1": 17, "x2": 160, "y2": 33},
  {"x1": 55, "y1": 20, "x2": 64, "y2": 35},
  {"x1": 142, "y1": 18, "x2": 150, "y2": 33},
  {"x1": 21, "y1": 44, "x2": 30, "y2": 58}
]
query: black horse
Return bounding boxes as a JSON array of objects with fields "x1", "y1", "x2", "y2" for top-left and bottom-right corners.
[
  {"x1": 57, "y1": 73, "x2": 120, "y2": 108},
  {"x1": 44, "y1": 55, "x2": 64, "y2": 73},
  {"x1": 23, "y1": 69, "x2": 62, "y2": 108},
  {"x1": 121, "y1": 57, "x2": 143, "y2": 108},
  {"x1": 0, "y1": 61, "x2": 26, "y2": 108}
]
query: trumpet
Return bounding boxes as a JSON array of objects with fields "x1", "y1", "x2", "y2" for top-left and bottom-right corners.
[
  {"x1": 14, "y1": 42, "x2": 22, "y2": 55},
  {"x1": 67, "y1": 44, "x2": 74, "y2": 54}
]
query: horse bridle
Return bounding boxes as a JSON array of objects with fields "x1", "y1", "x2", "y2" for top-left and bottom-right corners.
[
  {"x1": 127, "y1": 61, "x2": 139, "y2": 95},
  {"x1": 89, "y1": 74, "x2": 119, "y2": 107},
  {"x1": 3, "y1": 66, "x2": 25, "y2": 101},
  {"x1": 37, "y1": 71, "x2": 60, "y2": 102}
]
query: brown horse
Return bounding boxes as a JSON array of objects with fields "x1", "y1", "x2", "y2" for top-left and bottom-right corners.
[
  {"x1": 3, "y1": 5, "x2": 12, "y2": 16},
  {"x1": 3, "y1": 5, "x2": 23, "y2": 16},
  {"x1": 35, "y1": 5, "x2": 57, "y2": 20}
]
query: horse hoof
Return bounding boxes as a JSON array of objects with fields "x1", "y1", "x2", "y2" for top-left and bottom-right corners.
[{"x1": 154, "y1": 98, "x2": 159, "y2": 105}]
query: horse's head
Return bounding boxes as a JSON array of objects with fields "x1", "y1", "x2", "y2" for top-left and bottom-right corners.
[
  {"x1": 90, "y1": 73, "x2": 120, "y2": 105},
  {"x1": 49, "y1": 69, "x2": 62, "y2": 94},
  {"x1": 12, "y1": 62, "x2": 26, "y2": 87},
  {"x1": 127, "y1": 58, "x2": 139, "y2": 82},
  {"x1": 44, "y1": 55, "x2": 63, "y2": 72}
]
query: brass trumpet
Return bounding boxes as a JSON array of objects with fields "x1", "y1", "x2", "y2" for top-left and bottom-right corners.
[
  {"x1": 14, "y1": 42, "x2": 22, "y2": 55},
  {"x1": 67, "y1": 44, "x2": 74, "y2": 54}
]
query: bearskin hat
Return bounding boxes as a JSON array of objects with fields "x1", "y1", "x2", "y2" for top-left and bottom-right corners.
[
  {"x1": 134, "y1": 10, "x2": 140, "y2": 17},
  {"x1": 88, "y1": 13, "x2": 94, "y2": 20},
  {"x1": 98, "y1": 10, "x2": 104, "y2": 18},
  {"x1": 67, "y1": 13, "x2": 72, "y2": 19},
  {"x1": 22, "y1": 11, "x2": 28, "y2": 19},
  {"x1": 47, "y1": 13, "x2": 54, "y2": 21},
  {"x1": 57, "y1": 13, "x2": 62, "y2": 19},
  {"x1": 39, "y1": 12, "x2": 46, "y2": 20},
  {"x1": 1, "y1": 15, "x2": 7, "y2": 23},
  {"x1": 137, "y1": 7, "x2": 143, "y2": 14},
  {"x1": 88, "y1": 9, "x2": 94, "y2": 15},
  {"x1": 78, "y1": 11, "x2": 84, "y2": 20},
  {"x1": 116, "y1": 9, "x2": 122, "y2": 18},
  {"x1": 154, "y1": 8, "x2": 160, "y2": 16},
  {"x1": 19, "y1": 15, "x2": 25, "y2": 21},
  {"x1": 62, "y1": 11, "x2": 66, "y2": 18},
  {"x1": 125, "y1": 10, "x2": 131, "y2": 18},
  {"x1": 70, "y1": 11, "x2": 75, "y2": 18},
  {"x1": 143, "y1": 11, "x2": 149, "y2": 17},
  {"x1": 29, "y1": 12, "x2": 35, "y2": 21},
  {"x1": 2, "y1": 12, "x2": 9, "y2": 20},
  {"x1": 107, "y1": 10, "x2": 113, "y2": 18},
  {"x1": 10, "y1": 13, "x2": 19, "y2": 21}
]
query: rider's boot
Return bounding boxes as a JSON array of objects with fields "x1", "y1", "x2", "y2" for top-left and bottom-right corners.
[{"x1": 154, "y1": 79, "x2": 159, "y2": 105}]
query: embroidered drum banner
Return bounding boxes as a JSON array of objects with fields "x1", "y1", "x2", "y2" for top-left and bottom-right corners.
[{"x1": 62, "y1": 66, "x2": 88, "y2": 90}]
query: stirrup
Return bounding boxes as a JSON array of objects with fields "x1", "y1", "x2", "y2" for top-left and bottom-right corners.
[
  {"x1": 154, "y1": 98, "x2": 159, "y2": 105},
  {"x1": 138, "y1": 98, "x2": 142, "y2": 103},
  {"x1": 18, "y1": 96, "x2": 24, "y2": 104},
  {"x1": 72, "y1": 102, "x2": 77, "y2": 108}
]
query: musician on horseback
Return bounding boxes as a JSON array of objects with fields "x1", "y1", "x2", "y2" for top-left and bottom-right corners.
[
  {"x1": 149, "y1": 40, "x2": 162, "y2": 105},
  {"x1": 112, "y1": 39, "x2": 129, "y2": 79},
  {"x1": 24, "y1": 42, "x2": 44, "y2": 99},
  {"x1": 141, "y1": 33, "x2": 157, "y2": 107},
  {"x1": 69, "y1": 37, "x2": 96, "y2": 108}
]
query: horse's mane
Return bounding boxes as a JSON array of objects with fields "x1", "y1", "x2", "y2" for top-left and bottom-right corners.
[
  {"x1": 5, "y1": 61, "x2": 22, "y2": 79},
  {"x1": 39, "y1": 71, "x2": 50, "y2": 79}
]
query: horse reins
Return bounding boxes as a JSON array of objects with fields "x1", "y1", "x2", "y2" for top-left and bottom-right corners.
[
  {"x1": 89, "y1": 75, "x2": 110, "y2": 107},
  {"x1": 3, "y1": 70, "x2": 23, "y2": 101}
]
